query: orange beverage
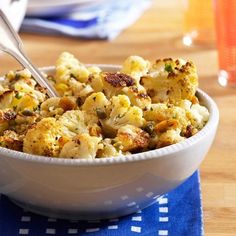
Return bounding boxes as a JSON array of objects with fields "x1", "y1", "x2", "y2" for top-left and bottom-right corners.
[
  {"x1": 183, "y1": 0, "x2": 215, "y2": 47},
  {"x1": 214, "y1": 0, "x2": 236, "y2": 87}
]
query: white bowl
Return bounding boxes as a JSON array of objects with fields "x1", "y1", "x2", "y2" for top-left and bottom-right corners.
[
  {"x1": 0, "y1": 65, "x2": 219, "y2": 220},
  {"x1": 0, "y1": 0, "x2": 28, "y2": 31}
]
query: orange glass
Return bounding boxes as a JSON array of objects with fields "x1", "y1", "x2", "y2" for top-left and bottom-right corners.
[
  {"x1": 214, "y1": 0, "x2": 236, "y2": 87},
  {"x1": 182, "y1": 0, "x2": 215, "y2": 47}
]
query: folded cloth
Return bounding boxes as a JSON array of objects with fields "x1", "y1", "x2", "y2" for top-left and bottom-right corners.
[
  {"x1": 21, "y1": 0, "x2": 152, "y2": 40},
  {"x1": 0, "y1": 171, "x2": 203, "y2": 236}
]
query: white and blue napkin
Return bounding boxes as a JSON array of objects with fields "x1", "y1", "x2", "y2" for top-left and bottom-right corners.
[
  {"x1": 0, "y1": 171, "x2": 203, "y2": 236},
  {"x1": 21, "y1": 0, "x2": 152, "y2": 39}
]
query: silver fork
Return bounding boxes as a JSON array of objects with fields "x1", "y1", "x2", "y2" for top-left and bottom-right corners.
[{"x1": 0, "y1": 10, "x2": 58, "y2": 97}]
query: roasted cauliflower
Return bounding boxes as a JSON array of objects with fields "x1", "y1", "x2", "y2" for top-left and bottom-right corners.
[
  {"x1": 23, "y1": 118, "x2": 65, "y2": 157},
  {"x1": 101, "y1": 95, "x2": 145, "y2": 136},
  {"x1": 115, "y1": 125, "x2": 149, "y2": 152},
  {"x1": 59, "y1": 133, "x2": 102, "y2": 159},
  {"x1": 140, "y1": 58, "x2": 198, "y2": 103},
  {"x1": 0, "y1": 53, "x2": 210, "y2": 159}
]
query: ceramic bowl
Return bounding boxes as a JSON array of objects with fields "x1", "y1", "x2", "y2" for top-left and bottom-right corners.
[{"x1": 0, "y1": 66, "x2": 219, "y2": 220}]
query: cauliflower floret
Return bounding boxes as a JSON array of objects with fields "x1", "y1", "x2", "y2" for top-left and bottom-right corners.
[
  {"x1": 0, "y1": 130, "x2": 23, "y2": 151},
  {"x1": 14, "y1": 94, "x2": 40, "y2": 112},
  {"x1": 0, "y1": 91, "x2": 15, "y2": 110},
  {"x1": 5, "y1": 69, "x2": 32, "y2": 84},
  {"x1": 144, "y1": 103, "x2": 169, "y2": 122},
  {"x1": 121, "y1": 55, "x2": 150, "y2": 83},
  {"x1": 68, "y1": 77, "x2": 94, "y2": 98},
  {"x1": 144, "y1": 103, "x2": 190, "y2": 130},
  {"x1": 82, "y1": 92, "x2": 109, "y2": 123},
  {"x1": 58, "y1": 110, "x2": 88, "y2": 138},
  {"x1": 87, "y1": 73, "x2": 150, "y2": 109},
  {"x1": 114, "y1": 125, "x2": 149, "y2": 152},
  {"x1": 0, "y1": 75, "x2": 45, "y2": 112},
  {"x1": 99, "y1": 72, "x2": 136, "y2": 98},
  {"x1": 13, "y1": 77, "x2": 46, "y2": 103},
  {"x1": 0, "y1": 109, "x2": 16, "y2": 134},
  {"x1": 87, "y1": 66, "x2": 102, "y2": 74},
  {"x1": 87, "y1": 73, "x2": 104, "y2": 93},
  {"x1": 59, "y1": 133, "x2": 102, "y2": 159},
  {"x1": 40, "y1": 97, "x2": 76, "y2": 118},
  {"x1": 156, "y1": 128, "x2": 185, "y2": 148},
  {"x1": 41, "y1": 97, "x2": 63, "y2": 117},
  {"x1": 13, "y1": 112, "x2": 39, "y2": 134},
  {"x1": 0, "y1": 84, "x2": 5, "y2": 94},
  {"x1": 5, "y1": 69, "x2": 46, "y2": 104},
  {"x1": 96, "y1": 138, "x2": 122, "y2": 158},
  {"x1": 121, "y1": 84, "x2": 151, "y2": 109},
  {"x1": 23, "y1": 117, "x2": 65, "y2": 157},
  {"x1": 188, "y1": 103, "x2": 209, "y2": 129},
  {"x1": 55, "y1": 52, "x2": 90, "y2": 84},
  {"x1": 141, "y1": 58, "x2": 198, "y2": 103},
  {"x1": 102, "y1": 95, "x2": 145, "y2": 135}
]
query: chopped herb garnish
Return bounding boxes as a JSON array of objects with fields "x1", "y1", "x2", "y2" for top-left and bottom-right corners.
[
  {"x1": 164, "y1": 64, "x2": 173, "y2": 73},
  {"x1": 15, "y1": 92, "x2": 22, "y2": 99}
]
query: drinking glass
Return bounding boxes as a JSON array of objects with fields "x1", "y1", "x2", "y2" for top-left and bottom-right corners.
[
  {"x1": 182, "y1": 0, "x2": 215, "y2": 47},
  {"x1": 214, "y1": 0, "x2": 236, "y2": 87}
]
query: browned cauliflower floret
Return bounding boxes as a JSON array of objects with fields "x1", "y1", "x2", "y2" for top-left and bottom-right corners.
[
  {"x1": 0, "y1": 109, "x2": 16, "y2": 134},
  {"x1": 100, "y1": 72, "x2": 136, "y2": 98},
  {"x1": 144, "y1": 103, "x2": 190, "y2": 131},
  {"x1": 121, "y1": 84, "x2": 151, "y2": 109},
  {"x1": 114, "y1": 125, "x2": 149, "y2": 152},
  {"x1": 88, "y1": 73, "x2": 150, "y2": 109},
  {"x1": 0, "y1": 90, "x2": 15, "y2": 110},
  {"x1": 59, "y1": 133, "x2": 102, "y2": 159},
  {"x1": 101, "y1": 95, "x2": 145, "y2": 136},
  {"x1": 13, "y1": 112, "x2": 39, "y2": 134},
  {"x1": 40, "y1": 97, "x2": 63, "y2": 117},
  {"x1": 6, "y1": 69, "x2": 46, "y2": 102},
  {"x1": 1, "y1": 69, "x2": 46, "y2": 112},
  {"x1": 40, "y1": 97, "x2": 76, "y2": 118},
  {"x1": 0, "y1": 130, "x2": 23, "y2": 151},
  {"x1": 0, "y1": 89, "x2": 40, "y2": 113},
  {"x1": 141, "y1": 58, "x2": 198, "y2": 103},
  {"x1": 23, "y1": 117, "x2": 65, "y2": 157}
]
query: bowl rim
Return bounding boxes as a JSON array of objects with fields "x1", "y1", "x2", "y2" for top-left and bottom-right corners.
[{"x1": 0, "y1": 65, "x2": 219, "y2": 166}]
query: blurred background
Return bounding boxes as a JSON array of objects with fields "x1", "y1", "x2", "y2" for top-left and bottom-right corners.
[{"x1": 0, "y1": 0, "x2": 218, "y2": 80}]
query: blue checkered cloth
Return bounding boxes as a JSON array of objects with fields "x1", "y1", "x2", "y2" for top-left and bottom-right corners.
[
  {"x1": 0, "y1": 171, "x2": 203, "y2": 236},
  {"x1": 21, "y1": 0, "x2": 152, "y2": 40}
]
